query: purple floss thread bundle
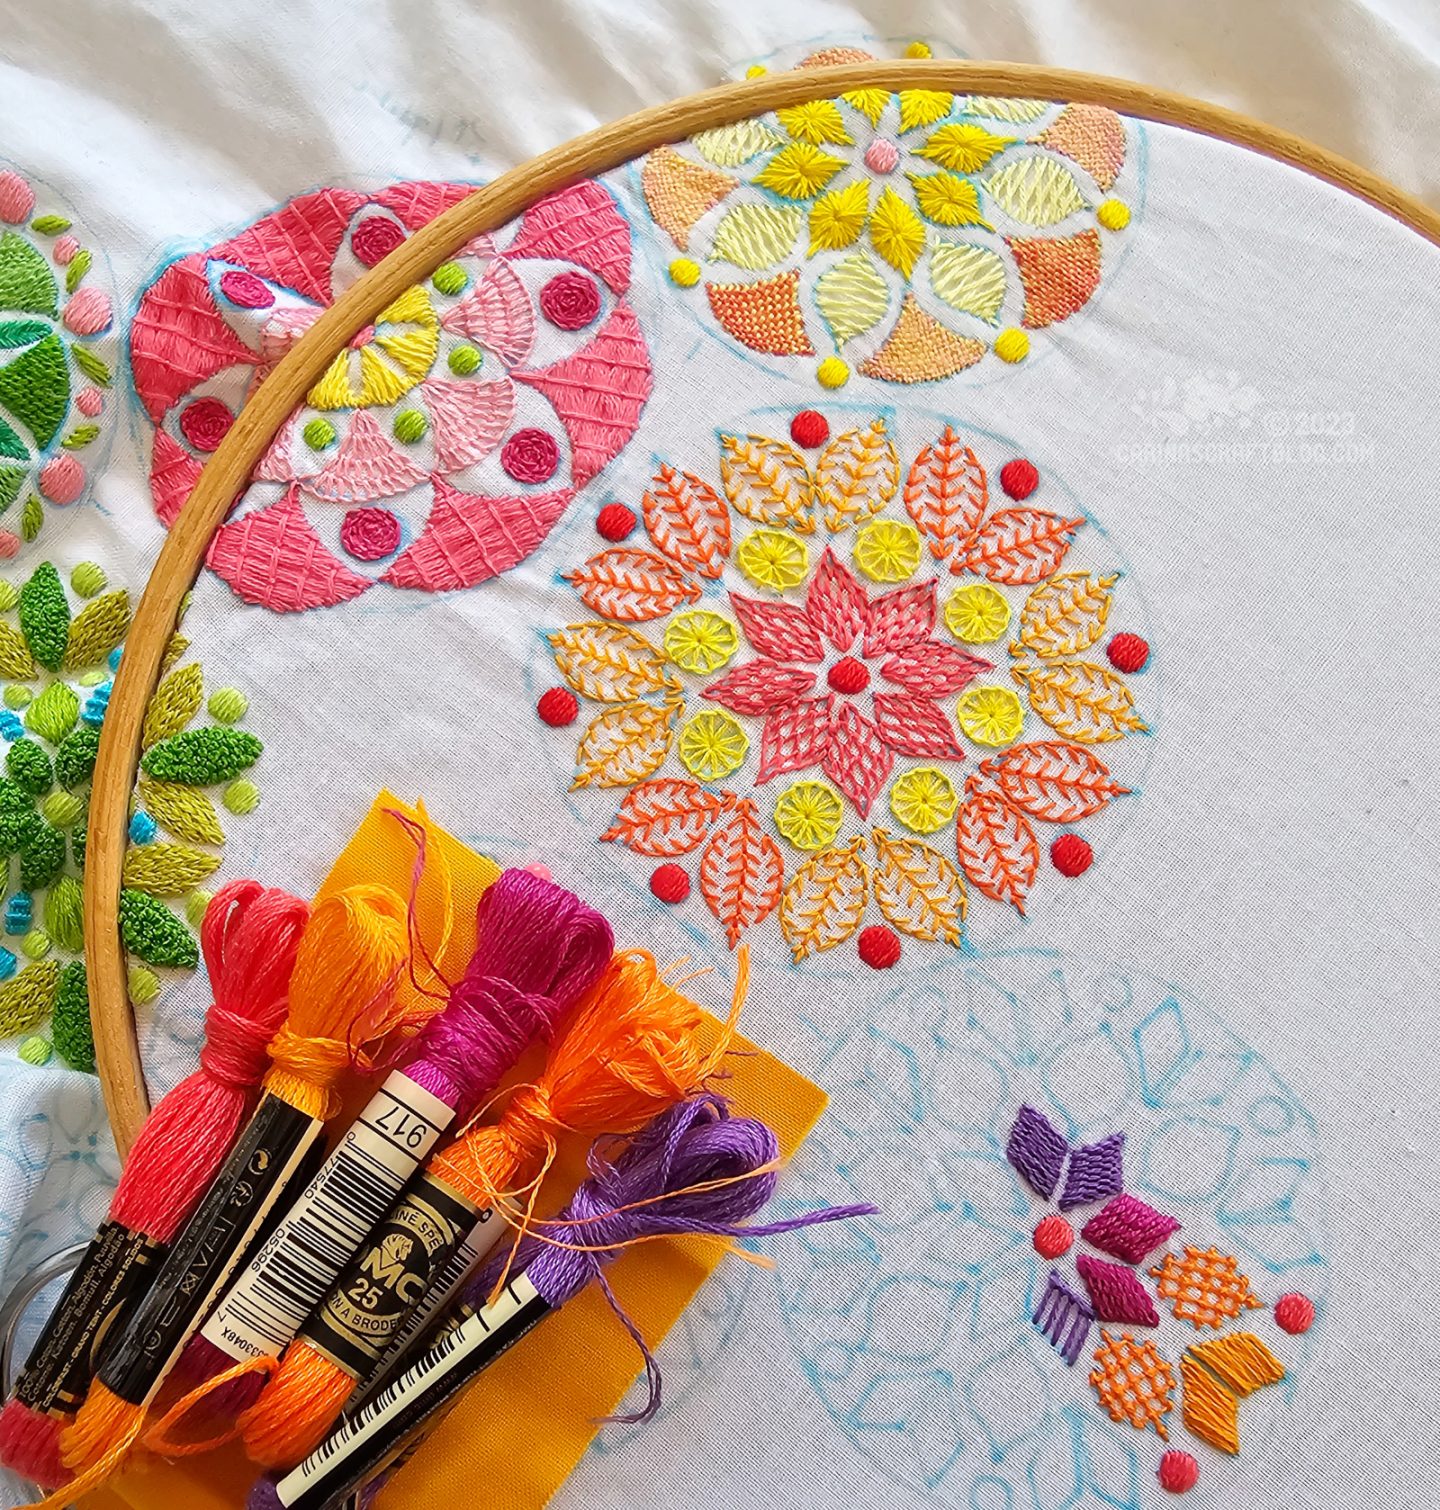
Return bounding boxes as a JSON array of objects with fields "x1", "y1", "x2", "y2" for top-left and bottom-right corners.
[{"x1": 171, "y1": 867, "x2": 615, "y2": 1421}]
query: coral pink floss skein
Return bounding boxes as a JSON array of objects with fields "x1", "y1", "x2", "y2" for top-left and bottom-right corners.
[
  {"x1": 0, "y1": 880, "x2": 310, "y2": 1491},
  {"x1": 160, "y1": 868, "x2": 614, "y2": 1435}
]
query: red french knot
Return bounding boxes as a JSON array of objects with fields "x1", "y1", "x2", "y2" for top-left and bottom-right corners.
[
  {"x1": 1157, "y1": 1450, "x2": 1199, "y2": 1494},
  {"x1": 501, "y1": 428, "x2": 561, "y2": 484},
  {"x1": 596, "y1": 503, "x2": 637, "y2": 542},
  {"x1": 339, "y1": 508, "x2": 401, "y2": 562},
  {"x1": 218, "y1": 269, "x2": 274, "y2": 309},
  {"x1": 827, "y1": 656, "x2": 870, "y2": 695},
  {"x1": 650, "y1": 863, "x2": 691, "y2": 903},
  {"x1": 858, "y1": 925, "x2": 901, "y2": 969},
  {"x1": 539, "y1": 270, "x2": 602, "y2": 330},
  {"x1": 1089, "y1": 1330, "x2": 1174, "y2": 1439},
  {"x1": 537, "y1": 687, "x2": 579, "y2": 727},
  {"x1": 1107, "y1": 632, "x2": 1150, "y2": 673},
  {"x1": 351, "y1": 215, "x2": 406, "y2": 267},
  {"x1": 178, "y1": 396, "x2": 234, "y2": 453},
  {"x1": 1000, "y1": 458, "x2": 1039, "y2": 500},
  {"x1": 1051, "y1": 834, "x2": 1093, "y2": 877},
  {"x1": 1033, "y1": 1214, "x2": 1073, "y2": 1260},
  {"x1": 1274, "y1": 1293, "x2": 1315, "y2": 1336},
  {"x1": 791, "y1": 410, "x2": 830, "y2": 448}
]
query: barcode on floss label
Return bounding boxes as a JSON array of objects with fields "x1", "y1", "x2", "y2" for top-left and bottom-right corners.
[{"x1": 200, "y1": 1072, "x2": 455, "y2": 1363}]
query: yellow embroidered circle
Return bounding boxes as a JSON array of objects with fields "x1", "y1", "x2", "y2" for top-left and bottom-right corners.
[
  {"x1": 679, "y1": 710, "x2": 748, "y2": 781},
  {"x1": 1097, "y1": 198, "x2": 1131, "y2": 231},
  {"x1": 957, "y1": 685, "x2": 1025, "y2": 746},
  {"x1": 663, "y1": 611, "x2": 739, "y2": 673},
  {"x1": 995, "y1": 328, "x2": 1030, "y2": 364},
  {"x1": 889, "y1": 768, "x2": 958, "y2": 833},
  {"x1": 669, "y1": 258, "x2": 702, "y2": 287},
  {"x1": 737, "y1": 528, "x2": 809, "y2": 591},
  {"x1": 774, "y1": 781, "x2": 844, "y2": 851},
  {"x1": 854, "y1": 520, "x2": 922, "y2": 583},
  {"x1": 817, "y1": 357, "x2": 850, "y2": 389},
  {"x1": 945, "y1": 583, "x2": 1011, "y2": 643}
]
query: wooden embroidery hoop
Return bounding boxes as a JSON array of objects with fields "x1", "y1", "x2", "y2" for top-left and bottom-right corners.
[{"x1": 86, "y1": 60, "x2": 1440, "y2": 1156}]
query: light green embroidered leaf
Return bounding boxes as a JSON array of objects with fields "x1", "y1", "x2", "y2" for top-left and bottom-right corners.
[
  {"x1": 20, "y1": 496, "x2": 41, "y2": 542},
  {"x1": 62, "y1": 424, "x2": 100, "y2": 450},
  {"x1": 44, "y1": 874, "x2": 85, "y2": 952},
  {"x1": 71, "y1": 346, "x2": 111, "y2": 387},
  {"x1": 689, "y1": 120, "x2": 784, "y2": 168},
  {"x1": 25, "y1": 681, "x2": 78, "y2": 743},
  {"x1": 142, "y1": 662, "x2": 203, "y2": 749},
  {"x1": 929, "y1": 242, "x2": 1008, "y2": 324},
  {"x1": 964, "y1": 96, "x2": 1049, "y2": 123},
  {"x1": 0, "y1": 622, "x2": 36, "y2": 680},
  {"x1": 64, "y1": 249, "x2": 91, "y2": 294},
  {"x1": 29, "y1": 215, "x2": 70, "y2": 235},
  {"x1": 62, "y1": 589, "x2": 130, "y2": 670},
  {"x1": 710, "y1": 204, "x2": 803, "y2": 272},
  {"x1": 984, "y1": 155, "x2": 1088, "y2": 226},
  {"x1": 815, "y1": 253, "x2": 891, "y2": 347},
  {"x1": 139, "y1": 778, "x2": 224, "y2": 845},
  {"x1": 122, "y1": 842, "x2": 222, "y2": 896}
]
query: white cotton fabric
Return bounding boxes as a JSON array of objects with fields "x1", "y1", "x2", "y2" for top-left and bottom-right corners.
[{"x1": 0, "y1": 2, "x2": 1437, "y2": 1507}]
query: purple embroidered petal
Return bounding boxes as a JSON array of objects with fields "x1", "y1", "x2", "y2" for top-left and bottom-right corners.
[
  {"x1": 1006, "y1": 1104, "x2": 1068, "y2": 1201},
  {"x1": 1081, "y1": 1193, "x2": 1181, "y2": 1265},
  {"x1": 1058, "y1": 1131, "x2": 1125, "y2": 1210},
  {"x1": 1033, "y1": 1269, "x2": 1094, "y2": 1366},
  {"x1": 1076, "y1": 1254, "x2": 1161, "y2": 1326}
]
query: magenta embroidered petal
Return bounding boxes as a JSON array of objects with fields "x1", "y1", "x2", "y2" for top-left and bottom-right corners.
[
  {"x1": 871, "y1": 692, "x2": 966, "y2": 759},
  {"x1": 1075, "y1": 1254, "x2": 1161, "y2": 1327},
  {"x1": 421, "y1": 377, "x2": 515, "y2": 473},
  {"x1": 731, "y1": 592, "x2": 826, "y2": 663},
  {"x1": 213, "y1": 187, "x2": 368, "y2": 305},
  {"x1": 881, "y1": 640, "x2": 993, "y2": 695},
  {"x1": 300, "y1": 411, "x2": 428, "y2": 505},
  {"x1": 862, "y1": 580, "x2": 938, "y2": 658},
  {"x1": 823, "y1": 703, "x2": 894, "y2": 817},
  {"x1": 440, "y1": 258, "x2": 536, "y2": 364},
  {"x1": 702, "y1": 660, "x2": 818, "y2": 715},
  {"x1": 1081, "y1": 1194, "x2": 1181, "y2": 1265},
  {"x1": 756, "y1": 695, "x2": 833, "y2": 783},
  {"x1": 805, "y1": 547, "x2": 869, "y2": 652}
]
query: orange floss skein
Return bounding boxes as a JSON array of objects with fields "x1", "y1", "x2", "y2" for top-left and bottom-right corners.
[
  {"x1": 237, "y1": 946, "x2": 746, "y2": 1471},
  {"x1": 38, "y1": 883, "x2": 416, "y2": 1508},
  {"x1": 0, "y1": 879, "x2": 310, "y2": 1492}
]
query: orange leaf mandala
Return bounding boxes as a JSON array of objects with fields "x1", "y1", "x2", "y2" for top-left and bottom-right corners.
[
  {"x1": 980, "y1": 741, "x2": 1130, "y2": 823},
  {"x1": 641, "y1": 463, "x2": 732, "y2": 577},
  {"x1": 565, "y1": 548, "x2": 701, "y2": 622},
  {"x1": 956, "y1": 782, "x2": 1040, "y2": 912},
  {"x1": 601, "y1": 778, "x2": 735, "y2": 856},
  {"x1": 700, "y1": 800, "x2": 785, "y2": 947},
  {"x1": 903, "y1": 424, "x2": 988, "y2": 561},
  {"x1": 956, "y1": 507, "x2": 1085, "y2": 584}
]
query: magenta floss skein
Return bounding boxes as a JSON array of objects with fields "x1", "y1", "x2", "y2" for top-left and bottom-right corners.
[
  {"x1": 254, "y1": 1095, "x2": 875, "y2": 1510},
  {"x1": 169, "y1": 867, "x2": 613, "y2": 1427}
]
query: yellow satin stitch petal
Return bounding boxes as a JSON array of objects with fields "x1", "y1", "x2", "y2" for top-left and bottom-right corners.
[
  {"x1": 957, "y1": 685, "x2": 1025, "y2": 746},
  {"x1": 817, "y1": 356, "x2": 850, "y2": 388},
  {"x1": 663, "y1": 610, "x2": 740, "y2": 673},
  {"x1": 889, "y1": 768, "x2": 958, "y2": 833},
  {"x1": 774, "y1": 781, "x2": 845, "y2": 851},
  {"x1": 945, "y1": 583, "x2": 1011, "y2": 643},
  {"x1": 679, "y1": 710, "x2": 748, "y2": 781},
  {"x1": 669, "y1": 258, "x2": 702, "y2": 287},
  {"x1": 854, "y1": 519, "x2": 922, "y2": 582},
  {"x1": 1097, "y1": 197, "x2": 1131, "y2": 231},
  {"x1": 737, "y1": 529, "x2": 809, "y2": 590},
  {"x1": 995, "y1": 327, "x2": 1030, "y2": 363}
]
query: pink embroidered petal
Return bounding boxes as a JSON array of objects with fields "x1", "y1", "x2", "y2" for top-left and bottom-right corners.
[
  {"x1": 863, "y1": 580, "x2": 938, "y2": 658},
  {"x1": 440, "y1": 259, "x2": 536, "y2": 364},
  {"x1": 881, "y1": 640, "x2": 993, "y2": 695},
  {"x1": 1075, "y1": 1255, "x2": 1160, "y2": 1327},
  {"x1": 208, "y1": 489, "x2": 372, "y2": 612},
  {"x1": 871, "y1": 692, "x2": 966, "y2": 760},
  {"x1": 512, "y1": 304, "x2": 652, "y2": 487},
  {"x1": 805, "y1": 547, "x2": 869, "y2": 652},
  {"x1": 702, "y1": 660, "x2": 818, "y2": 715},
  {"x1": 254, "y1": 413, "x2": 304, "y2": 484},
  {"x1": 373, "y1": 180, "x2": 474, "y2": 230},
  {"x1": 254, "y1": 303, "x2": 323, "y2": 382},
  {"x1": 384, "y1": 478, "x2": 573, "y2": 591},
  {"x1": 1081, "y1": 1194, "x2": 1181, "y2": 1266},
  {"x1": 421, "y1": 378, "x2": 515, "y2": 473},
  {"x1": 130, "y1": 255, "x2": 257, "y2": 423},
  {"x1": 823, "y1": 703, "x2": 894, "y2": 817},
  {"x1": 504, "y1": 181, "x2": 632, "y2": 294},
  {"x1": 756, "y1": 695, "x2": 833, "y2": 783},
  {"x1": 150, "y1": 429, "x2": 203, "y2": 528},
  {"x1": 301, "y1": 411, "x2": 428, "y2": 505},
  {"x1": 214, "y1": 188, "x2": 368, "y2": 305},
  {"x1": 730, "y1": 592, "x2": 826, "y2": 663}
]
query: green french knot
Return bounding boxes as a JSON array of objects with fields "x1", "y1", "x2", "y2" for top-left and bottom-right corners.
[
  {"x1": 20, "y1": 496, "x2": 41, "y2": 542},
  {"x1": 447, "y1": 344, "x2": 481, "y2": 375},
  {"x1": 0, "y1": 232, "x2": 59, "y2": 318},
  {"x1": 432, "y1": 262, "x2": 467, "y2": 296},
  {"x1": 223, "y1": 778, "x2": 259, "y2": 815},
  {"x1": 25, "y1": 681, "x2": 78, "y2": 743},
  {"x1": 71, "y1": 345, "x2": 111, "y2": 388},
  {"x1": 208, "y1": 688, "x2": 248, "y2": 724},
  {"x1": 44, "y1": 874, "x2": 84, "y2": 953},
  {"x1": 184, "y1": 889, "x2": 213, "y2": 930},
  {"x1": 0, "y1": 464, "x2": 22, "y2": 514},
  {"x1": 127, "y1": 966, "x2": 159, "y2": 1006},
  {"x1": 6, "y1": 738, "x2": 52, "y2": 796},
  {"x1": 303, "y1": 417, "x2": 336, "y2": 450},
  {"x1": 21, "y1": 928, "x2": 50, "y2": 961},
  {"x1": 19, "y1": 821, "x2": 65, "y2": 890},
  {"x1": 0, "y1": 960, "x2": 58, "y2": 1037},
  {"x1": 62, "y1": 589, "x2": 130, "y2": 670},
  {"x1": 18, "y1": 1035, "x2": 51, "y2": 1065},
  {"x1": 40, "y1": 790, "x2": 82, "y2": 828},
  {"x1": 392, "y1": 409, "x2": 427, "y2": 444},
  {"x1": 29, "y1": 216, "x2": 70, "y2": 236},
  {"x1": 54, "y1": 725, "x2": 99, "y2": 789},
  {"x1": 0, "y1": 334, "x2": 70, "y2": 450},
  {"x1": 140, "y1": 727, "x2": 262, "y2": 786},
  {"x1": 119, "y1": 888, "x2": 198, "y2": 969},
  {"x1": 64, "y1": 249, "x2": 91, "y2": 295},
  {"x1": 53, "y1": 960, "x2": 94, "y2": 1073},
  {"x1": 70, "y1": 563, "x2": 106, "y2": 599},
  {"x1": 19, "y1": 563, "x2": 70, "y2": 671},
  {"x1": 0, "y1": 778, "x2": 39, "y2": 852}
]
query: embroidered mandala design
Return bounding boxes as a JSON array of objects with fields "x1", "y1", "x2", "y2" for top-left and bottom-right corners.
[
  {"x1": 638, "y1": 48, "x2": 1135, "y2": 388},
  {"x1": 0, "y1": 562, "x2": 261, "y2": 1070},
  {"x1": 132, "y1": 179, "x2": 652, "y2": 611},
  {"x1": 538, "y1": 408, "x2": 1153, "y2": 963},
  {"x1": 0, "y1": 165, "x2": 115, "y2": 549}
]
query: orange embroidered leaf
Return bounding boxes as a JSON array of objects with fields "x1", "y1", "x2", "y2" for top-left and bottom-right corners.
[
  {"x1": 903, "y1": 425, "x2": 987, "y2": 561},
  {"x1": 956, "y1": 506, "x2": 1084, "y2": 584},
  {"x1": 870, "y1": 828, "x2": 965, "y2": 944},
  {"x1": 549, "y1": 622, "x2": 680, "y2": 702},
  {"x1": 1014, "y1": 572, "x2": 1115, "y2": 657},
  {"x1": 641, "y1": 464, "x2": 732, "y2": 578},
  {"x1": 572, "y1": 700, "x2": 678, "y2": 789},
  {"x1": 564, "y1": 548, "x2": 702, "y2": 622},
  {"x1": 780, "y1": 837, "x2": 870, "y2": 960},
  {"x1": 955, "y1": 780, "x2": 1039, "y2": 912},
  {"x1": 1179, "y1": 1355, "x2": 1239, "y2": 1455},
  {"x1": 640, "y1": 146, "x2": 737, "y2": 248},
  {"x1": 600, "y1": 778, "x2": 735, "y2": 855},
  {"x1": 719, "y1": 432, "x2": 815, "y2": 532},
  {"x1": 699, "y1": 800, "x2": 784, "y2": 946},
  {"x1": 1012, "y1": 661, "x2": 1147, "y2": 743},
  {"x1": 980, "y1": 740, "x2": 1129, "y2": 822},
  {"x1": 813, "y1": 419, "x2": 899, "y2": 532}
]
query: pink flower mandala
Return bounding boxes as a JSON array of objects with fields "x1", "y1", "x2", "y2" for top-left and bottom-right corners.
[{"x1": 132, "y1": 179, "x2": 652, "y2": 611}]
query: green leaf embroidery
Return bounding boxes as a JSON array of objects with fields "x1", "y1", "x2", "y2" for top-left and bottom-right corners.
[
  {"x1": 0, "y1": 960, "x2": 58, "y2": 1037},
  {"x1": 64, "y1": 249, "x2": 91, "y2": 295},
  {"x1": 119, "y1": 888, "x2": 199, "y2": 969},
  {"x1": 19, "y1": 562, "x2": 69, "y2": 669},
  {"x1": 54, "y1": 725, "x2": 100, "y2": 790},
  {"x1": 25, "y1": 681, "x2": 78, "y2": 743},
  {"x1": 142, "y1": 662, "x2": 203, "y2": 749},
  {"x1": 44, "y1": 875, "x2": 85, "y2": 953},
  {"x1": 140, "y1": 727, "x2": 263, "y2": 786},
  {"x1": 62, "y1": 589, "x2": 129, "y2": 670},
  {"x1": 71, "y1": 345, "x2": 111, "y2": 387},
  {"x1": 122, "y1": 843, "x2": 221, "y2": 897},
  {"x1": 138, "y1": 778, "x2": 224, "y2": 845},
  {"x1": 19, "y1": 820, "x2": 65, "y2": 890},
  {"x1": 53, "y1": 960, "x2": 93, "y2": 1072}
]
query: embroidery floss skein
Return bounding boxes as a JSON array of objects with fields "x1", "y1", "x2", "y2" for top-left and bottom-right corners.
[
  {"x1": 43, "y1": 884, "x2": 415, "y2": 1505},
  {"x1": 0, "y1": 879, "x2": 310, "y2": 1491},
  {"x1": 258, "y1": 1094, "x2": 874, "y2": 1510},
  {"x1": 159, "y1": 867, "x2": 614, "y2": 1432},
  {"x1": 237, "y1": 948, "x2": 745, "y2": 1471}
]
